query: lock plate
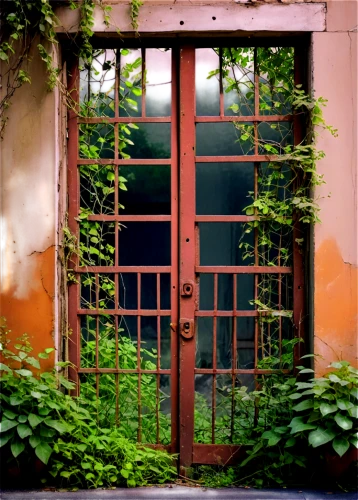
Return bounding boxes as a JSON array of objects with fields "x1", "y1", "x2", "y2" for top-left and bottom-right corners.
[
  {"x1": 180, "y1": 319, "x2": 194, "y2": 339},
  {"x1": 180, "y1": 280, "x2": 194, "y2": 297}
]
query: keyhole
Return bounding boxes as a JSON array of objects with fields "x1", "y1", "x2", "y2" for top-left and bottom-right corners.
[
  {"x1": 185, "y1": 286, "x2": 191, "y2": 293},
  {"x1": 184, "y1": 322, "x2": 190, "y2": 330}
]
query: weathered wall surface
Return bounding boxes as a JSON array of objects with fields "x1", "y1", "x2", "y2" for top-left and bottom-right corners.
[
  {"x1": 312, "y1": 4, "x2": 358, "y2": 374},
  {"x1": 0, "y1": 44, "x2": 60, "y2": 370}
]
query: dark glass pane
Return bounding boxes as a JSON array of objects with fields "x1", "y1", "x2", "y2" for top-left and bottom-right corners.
[
  {"x1": 80, "y1": 49, "x2": 116, "y2": 118},
  {"x1": 196, "y1": 48, "x2": 220, "y2": 116},
  {"x1": 118, "y1": 316, "x2": 138, "y2": 369},
  {"x1": 146, "y1": 49, "x2": 171, "y2": 117},
  {"x1": 118, "y1": 222, "x2": 171, "y2": 266},
  {"x1": 237, "y1": 317, "x2": 255, "y2": 370},
  {"x1": 120, "y1": 123, "x2": 171, "y2": 159},
  {"x1": 79, "y1": 123, "x2": 115, "y2": 159},
  {"x1": 218, "y1": 274, "x2": 233, "y2": 311},
  {"x1": 199, "y1": 274, "x2": 214, "y2": 310},
  {"x1": 119, "y1": 273, "x2": 137, "y2": 310},
  {"x1": 119, "y1": 165, "x2": 170, "y2": 215},
  {"x1": 222, "y1": 47, "x2": 255, "y2": 117},
  {"x1": 199, "y1": 223, "x2": 254, "y2": 266},
  {"x1": 217, "y1": 317, "x2": 232, "y2": 369},
  {"x1": 196, "y1": 317, "x2": 213, "y2": 369},
  {"x1": 160, "y1": 274, "x2": 171, "y2": 310},
  {"x1": 196, "y1": 123, "x2": 254, "y2": 156},
  {"x1": 80, "y1": 164, "x2": 115, "y2": 215},
  {"x1": 194, "y1": 374, "x2": 212, "y2": 443},
  {"x1": 80, "y1": 315, "x2": 97, "y2": 368},
  {"x1": 141, "y1": 273, "x2": 157, "y2": 310},
  {"x1": 160, "y1": 317, "x2": 171, "y2": 370},
  {"x1": 119, "y1": 48, "x2": 142, "y2": 117},
  {"x1": 258, "y1": 122, "x2": 293, "y2": 155},
  {"x1": 196, "y1": 163, "x2": 254, "y2": 215},
  {"x1": 80, "y1": 273, "x2": 96, "y2": 309},
  {"x1": 237, "y1": 274, "x2": 255, "y2": 310}
]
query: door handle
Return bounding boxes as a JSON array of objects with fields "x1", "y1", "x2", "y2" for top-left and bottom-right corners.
[{"x1": 180, "y1": 319, "x2": 194, "y2": 339}]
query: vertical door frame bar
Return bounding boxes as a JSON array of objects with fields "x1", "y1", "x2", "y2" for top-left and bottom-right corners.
[{"x1": 179, "y1": 46, "x2": 196, "y2": 469}]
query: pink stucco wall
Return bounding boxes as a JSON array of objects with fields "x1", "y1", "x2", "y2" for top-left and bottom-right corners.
[{"x1": 0, "y1": 1, "x2": 357, "y2": 373}]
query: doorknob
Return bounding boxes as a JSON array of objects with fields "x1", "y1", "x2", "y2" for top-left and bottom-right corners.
[{"x1": 180, "y1": 319, "x2": 194, "y2": 339}]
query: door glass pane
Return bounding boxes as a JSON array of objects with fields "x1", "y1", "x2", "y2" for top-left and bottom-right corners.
[
  {"x1": 196, "y1": 317, "x2": 213, "y2": 369},
  {"x1": 146, "y1": 49, "x2": 172, "y2": 117},
  {"x1": 196, "y1": 123, "x2": 254, "y2": 156},
  {"x1": 120, "y1": 123, "x2": 171, "y2": 159},
  {"x1": 196, "y1": 163, "x2": 254, "y2": 215},
  {"x1": 119, "y1": 165, "x2": 171, "y2": 215},
  {"x1": 199, "y1": 223, "x2": 254, "y2": 266},
  {"x1": 223, "y1": 47, "x2": 255, "y2": 117},
  {"x1": 196, "y1": 48, "x2": 220, "y2": 116},
  {"x1": 118, "y1": 222, "x2": 171, "y2": 266},
  {"x1": 119, "y1": 48, "x2": 142, "y2": 117}
]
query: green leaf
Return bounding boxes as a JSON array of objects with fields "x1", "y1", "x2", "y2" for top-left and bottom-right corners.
[
  {"x1": 15, "y1": 369, "x2": 33, "y2": 377},
  {"x1": 0, "y1": 363, "x2": 12, "y2": 372},
  {"x1": 45, "y1": 419, "x2": 70, "y2": 434},
  {"x1": 350, "y1": 387, "x2": 358, "y2": 399},
  {"x1": 11, "y1": 440, "x2": 25, "y2": 458},
  {"x1": 298, "y1": 368, "x2": 314, "y2": 374},
  {"x1": 293, "y1": 400, "x2": 314, "y2": 412},
  {"x1": 31, "y1": 391, "x2": 43, "y2": 399},
  {"x1": 0, "y1": 419, "x2": 18, "y2": 433},
  {"x1": 10, "y1": 395, "x2": 23, "y2": 406},
  {"x1": 120, "y1": 468, "x2": 129, "y2": 478},
  {"x1": 334, "y1": 413, "x2": 353, "y2": 430},
  {"x1": 25, "y1": 357, "x2": 41, "y2": 369},
  {"x1": 35, "y1": 442, "x2": 53, "y2": 465},
  {"x1": 308, "y1": 427, "x2": 335, "y2": 448},
  {"x1": 3, "y1": 410, "x2": 17, "y2": 420},
  {"x1": 285, "y1": 437, "x2": 296, "y2": 448},
  {"x1": 17, "y1": 424, "x2": 32, "y2": 439},
  {"x1": 18, "y1": 415, "x2": 27, "y2": 423},
  {"x1": 332, "y1": 437, "x2": 350, "y2": 457},
  {"x1": 28, "y1": 413, "x2": 43, "y2": 428},
  {"x1": 348, "y1": 406, "x2": 358, "y2": 419},
  {"x1": 0, "y1": 433, "x2": 12, "y2": 447},
  {"x1": 289, "y1": 416, "x2": 317, "y2": 434},
  {"x1": 320, "y1": 403, "x2": 338, "y2": 416},
  {"x1": 29, "y1": 434, "x2": 42, "y2": 448},
  {"x1": 337, "y1": 399, "x2": 354, "y2": 411}
]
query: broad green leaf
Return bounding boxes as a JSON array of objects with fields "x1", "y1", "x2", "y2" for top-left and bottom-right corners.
[
  {"x1": 35, "y1": 442, "x2": 53, "y2": 464},
  {"x1": 45, "y1": 419, "x2": 71, "y2": 434},
  {"x1": 40, "y1": 426, "x2": 56, "y2": 438},
  {"x1": 0, "y1": 363, "x2": 12, "y2": 372},
  {"x1": 289, "y1": 393, "x2": 302, "y2": 400},
  {"x1": 298, "y1": 368, "x2": 314, "y2": 374},
  {"x1": 332, "y1": 437, "x2": 350, "y2": 457},
  {"x1": 348, "y1": 406, "x2": 358, "y2": 418},
  {"x1": 28, "y1": 413, "x2": 43, "y2": 428},
  {"x1": 0, "y1": 419, "x2": 18, "y2": 433},
  {"x1": 15, "y1": 369, "x2": 33, "y2": 377},
  {"x1": 10, "y1": 395, "x2": 24, "y2": 406},
  {"x1": 334, "y1": 413, "x2": 353, "y2": 430},
  {"x1": 289, "y1": 417, "x2": 317, "y2": 434},
  {"x1": 320, "y1": 403, "x2": 338, "y2": 416},
  {"x1": 58, "y1": 375, "x2": 75, "y2": 390},
  {"x1": 293, "y1": 399, "x2": 314, "y2": 412},
  {"x1": 350, "y1": 387, "x2": 358, "y2": 399},
  {"x1": 11, "y1": 440, "x2": 25, "y2": 458},
  {"x1": 25, "y1": 357, "x2": 41, "y2": 369},
  {"x1": 3, "y1": 410, "x2": 17, "y2": 420},
  {"x1": 29, "y1": 434, "x2": 42, "y2": 448},
  {"x1": 350, "y1": 435, "x2": 358, "y2": 448},
  {"x1": 285, "y1": 437, "x2": 296, "y2": 448},
  {"x1": 337, "y1": 399, "x2": 354, "y2": 411},
  {"x1": 31, "y1": 391, "x2": 43, "y2": 399},
  {"x1": 308, "y1": 427, "x2": 335, "y2": 448},
  {"x1": 0, "y1": 433, "x2": 12, "y2": 447},
  {"x1": 120, "y1": 468, "x2": 129, "y2": 478},
  {"x1": 17, "y1": 415, "x2": 27, "y2": 423},
  {"x1": 17, "y1": 424, "x2": 32, "y2": 439}
]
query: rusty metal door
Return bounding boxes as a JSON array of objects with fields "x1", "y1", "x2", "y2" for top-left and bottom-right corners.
[
  {"x1": 177, "y1": 46, "x2": 302, "y2": 468},
  {"x1": 67, "y1": 43, "x2": 304, "y2": 468}
]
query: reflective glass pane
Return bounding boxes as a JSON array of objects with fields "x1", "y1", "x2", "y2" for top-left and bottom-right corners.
[
  {"x1": 199, "y1": 223, "x2": 254, "y2": 266},
  {"x1": 160, "y1": 317, "x2": 171, "y2": 370},
  {"x1": 80, "y1": 164, "x2": 115, "y2": 215},
  {"x1": 79, "y1": 123, "x2": 115, "y2": 159},
  {"x1": 196, "y1": 123, "x2": 254, "y2": 156},
  {"x1": 218, "y1": 274, "x2": 233, "y2": 311},
  {"x1": 80, "y1": 49, "x2": 116, "y2": 118},
  {"x1": 237, "y1": 275, "x2": 255, "y2": 310},
  {"x1": 196, "y1": 163, "x2": 254, "y2": 215},
  {"x1": 141, "y1": 274, "x2": 157, "y2": 310},
  {"x1": 118, "y1": 165, "x2": 171, "y2": 215},
  {"x1": 222, "y1": 47, "x2": 255, "y2": 117},
  {"x1": 196, "y1": 48, "x2": 220, "y2": 116},
  {"x1": 120, "y1": 123, "x2": 171, "y2": 159},
  {"x1": 80, "y1": 315, "x2": 97, "y2": 368},
  {"x1": 160, "y1": 274, "x2": 171, "y2": 310},
  {"x1": 258, "y1": 122, "x2": 293, "y2": 155},
  {"x1": 118, "y1": 316, "x2": 138, "y2": 369},
  {"x1": 146, "y1": 49, "x2": 171, "y2": 117},
  {"x1": 119, "y1": 48, "x2": 142, "y2": 117},
  {"x1": 237, "y1": 317, "x2": 255, "y2": 370},
  {"x1": 141, "y1": 316, "x2": 158, "y2": 367},
  {"x1": 217, "y1": 317, "x2": 232, "y2": 369},
  {"x1": 199, "y1": 274, "x2": 214, "y2": 310},
  {"x1": 118, "y1": 222, "x2": 171, "y2": 266},
  {"x1": 119, "y1": 273, "x2": 137, "y2": 310}
]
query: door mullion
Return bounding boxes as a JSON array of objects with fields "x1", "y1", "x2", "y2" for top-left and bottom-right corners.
[{"x1": 179, "y1": 46, "x2": 197, "y2": 469}]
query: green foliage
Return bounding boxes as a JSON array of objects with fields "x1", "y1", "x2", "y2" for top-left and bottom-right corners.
[
  {"x1": 130, "y1": 0, "x2": 143, "y2": 32},
  {"x1": 0, "y1": 319, "x2": 176, "y2": 488}
]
